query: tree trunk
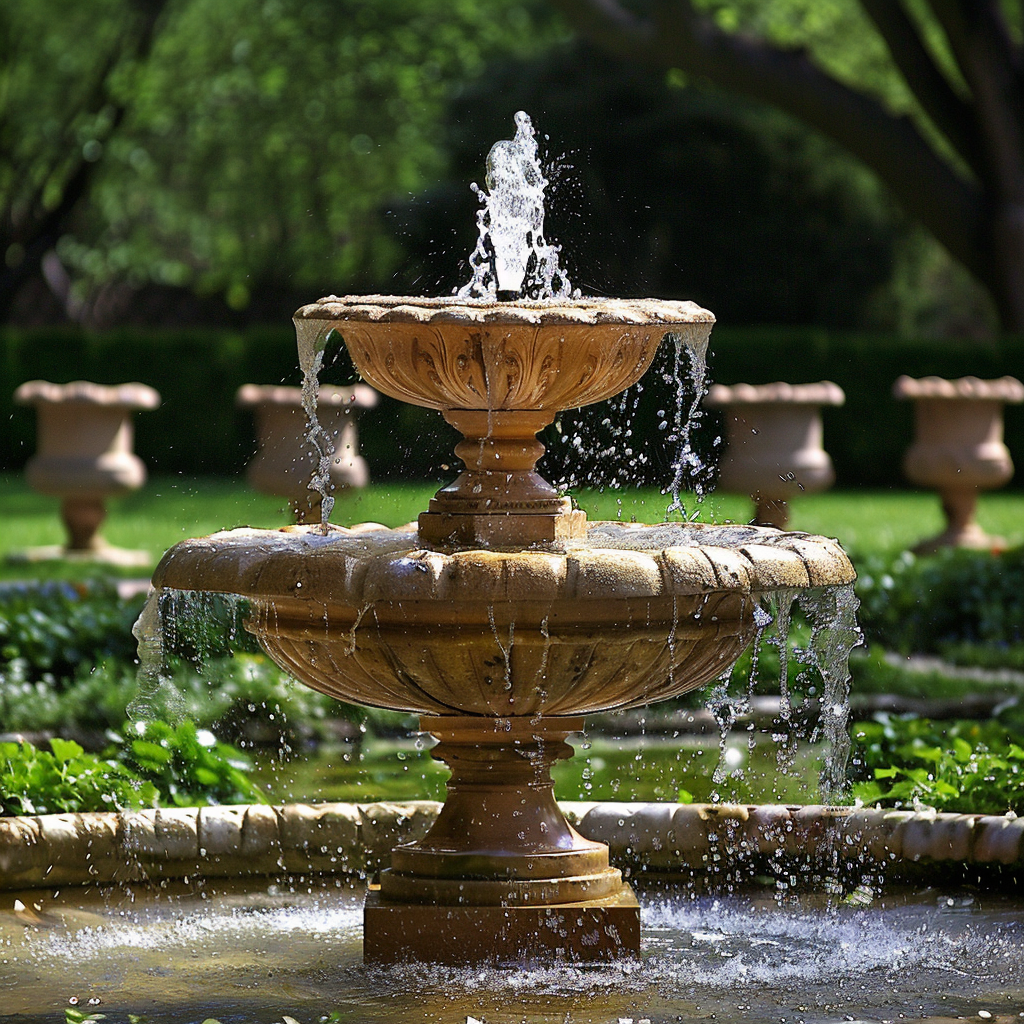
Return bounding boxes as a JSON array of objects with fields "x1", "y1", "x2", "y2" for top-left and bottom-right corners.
[{"x1": 554, "y1": 0, "x2": 1024, "y2": 331}]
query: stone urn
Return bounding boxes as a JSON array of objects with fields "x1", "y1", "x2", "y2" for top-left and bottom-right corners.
[
  {"x1": 237, "y1": 383, "x2": 378, "y2": 522},
  {"x1": 705, "y1": 381, "x2": 845, "y2": 529},
  {"x1": 894, "y1": 375, "x2": 1024, "y2": 553},
  {"x1": 13, "y1": 380, "x2": 160, "y2": 564}
]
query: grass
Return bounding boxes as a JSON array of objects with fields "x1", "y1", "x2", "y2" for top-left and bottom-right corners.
[{"x1": 2, "y1": 471, "x2": 1022, "y2": 579}]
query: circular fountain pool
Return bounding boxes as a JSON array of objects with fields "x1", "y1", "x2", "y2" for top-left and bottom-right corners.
[{"x1": 3, "y1": 879, "x2": 1022, "y2": 1023}]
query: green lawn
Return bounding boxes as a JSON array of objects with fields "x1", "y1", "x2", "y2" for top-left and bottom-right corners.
[{"x1": 2, "y1": 471, "x2": 1022, "y2": 579}]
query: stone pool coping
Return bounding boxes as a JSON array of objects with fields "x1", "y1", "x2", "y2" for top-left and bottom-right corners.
[{"x1": 1, "y1": 801, "x2": 1021, "y2": 891}]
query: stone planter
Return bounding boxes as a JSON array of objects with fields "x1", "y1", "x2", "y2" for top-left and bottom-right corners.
[
  {"x1": 705, "y1": 381, "x2": 845, "y2": 528},
  {"x1": 894, "y1": 375, "x2": 1024, "y2": 553},
  {"x1": 237, "y1": 383, "x2": 378, "y2": 522},
  {"x1": 13, "y1": 380, "x2": 160, "y2": 565}
]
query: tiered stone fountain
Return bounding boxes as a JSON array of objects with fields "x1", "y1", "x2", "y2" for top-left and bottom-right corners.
[{"x1": 149, "y1": 115, "x2": 855, "y2": 965}]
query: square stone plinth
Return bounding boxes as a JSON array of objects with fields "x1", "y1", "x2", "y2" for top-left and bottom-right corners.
[
  {"x1": 363, "y1": 885, "x2": 640, "y2": 965},
  {"x1": 417, "y1": 509, "x2": 587, "y2": 548}
]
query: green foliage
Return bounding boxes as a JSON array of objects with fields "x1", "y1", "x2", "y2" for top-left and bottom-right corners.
[
  {"x1": 1, "y1": 633, "x2": 345, "y2": 749},
  {"x1": 46, "y1": 0, "x2": 560, "y2": 304},
  {"x1": 65, "y1": 1009, "x2": 106, "y2": 1024},
  {"x1": 692, "y1": 1, "x2": 925, "y2": 115},
  {"x1": 0, "y1": 721, "x2": 264, "y2": 816},
  {"x1": 857, "y1": 547, "x2": 1024, "y2": 653},
  {"x1": 0, "y1": 574, "x2": 378, "y2": 744},
  {"x1": 0, "y1": 580, "x2": 143, "y2": 679},
  {"x1": 850, "y1": 713, "x2": 1024, "y2": 815},
  {"x1": 0, "y1": 737, "x2": 157, "y2": 816},
  {"x1": 109, "y1": 719, "x2": 265, "y2": 806}
]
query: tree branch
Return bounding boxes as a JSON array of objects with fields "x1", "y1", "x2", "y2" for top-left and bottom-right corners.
[
  {"x1": 554, "y1": 0, "x2": 989, "y2": 285},
  {"x1": 859, "y1": 0, "x2": 982, "y2": 178},
  {"x1": 926, "y1": 0, "x2": 1024, "y2": 197},
  {"x1": 0, "y1": 0, "x2": 171, "y2": 317}
]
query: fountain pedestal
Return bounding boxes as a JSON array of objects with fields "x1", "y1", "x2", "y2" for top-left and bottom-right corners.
[
  {"x1": 365, "y1": 715, "x2": 640, "y2": 963},
  {"x1": 418, "y1": 409, "x2": 587, "y2": 546}
]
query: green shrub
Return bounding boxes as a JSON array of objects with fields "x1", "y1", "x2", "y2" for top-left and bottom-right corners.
[
  {"x1": 856, "y1": 547, "x2": 1024, "y2": 654},
  {"x1": 0, "y1": 722, "x2": 265, "y2": 816},
  {"x1": 0, "y1": 580, "x2": 144, "y2": 681},
  {"x1": 849, "y1": 712, "x2": 1024, "y2": 814},
  {"x1": 0, "y1": 737, "x2": 157, "y2": 815},
  {"x1": 0, "y1": 576, "x2": 380, "y2": 744},
  {"x1": 109, "y1": 719, "x2": 265, "y2": 807}
]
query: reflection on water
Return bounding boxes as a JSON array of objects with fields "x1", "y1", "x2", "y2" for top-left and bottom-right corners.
[{"x1": 2, "y1": 880, "x2": 1022, "y2": 1023}]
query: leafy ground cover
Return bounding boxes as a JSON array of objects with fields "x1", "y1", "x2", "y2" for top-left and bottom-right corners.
[
  {"x1": 0, "y1": 720, "x2": 264, "y2": 816},
  {"x1": 850, "y1": 711, "x2": 1024, "y2": 815}
]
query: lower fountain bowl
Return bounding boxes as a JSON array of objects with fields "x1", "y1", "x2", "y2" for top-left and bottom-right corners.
[{"x1": 151, "y1": 520, "x2": 855, "y2": 718}]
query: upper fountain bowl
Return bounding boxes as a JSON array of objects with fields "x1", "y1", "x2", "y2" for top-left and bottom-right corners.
[{"x1": 294, "y1": 295, "x2": 714, "y2": 413}]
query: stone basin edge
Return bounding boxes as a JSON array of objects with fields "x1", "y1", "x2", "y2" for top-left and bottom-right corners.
[
  {"x1": 151, "y1": 523, "x2": 856, "y2": 605},
  {"x1": 0, "y1": 801, "x2": 1019, "y2": 891}
]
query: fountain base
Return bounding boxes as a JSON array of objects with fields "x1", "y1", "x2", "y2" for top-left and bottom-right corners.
[
  {"x1": 363, "y1": 884, "x2": 640, "y2": 964},
  {"x1": 363, "y1": 715, "x2": 641, "y2": 963}
]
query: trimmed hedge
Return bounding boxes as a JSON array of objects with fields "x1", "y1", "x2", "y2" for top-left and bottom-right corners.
[
  {"x1": 704, "y1": 328, "x2": 1024, "y2": 490},
  {"x1": 2, "y1": 324, "x2": 1021, "y2": 486}
]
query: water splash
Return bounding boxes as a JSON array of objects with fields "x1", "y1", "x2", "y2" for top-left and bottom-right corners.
[
  {"x1": 127, "y1": 588, "x2": 167, "y2": 723},
  {"x1": 458, "y1": 111, "x2": 573, "y2": 301},
  {"x1": 801, "y1": 583, "x2": 863, "y2": 803},
  {"x1": 127, "y1": 588, "x2": 186, "y2": 724}
]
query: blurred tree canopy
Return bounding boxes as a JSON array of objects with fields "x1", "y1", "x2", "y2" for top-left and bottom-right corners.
[
  {"x1": 0, "y1": 0, "x2": 559, "y2": 323},
  {"x1": 555, "y1": 0, "x2": 1024, "y2": 331},
  {"x1": 1, "y1": 0, "x2": 1011, "y2": 335}
]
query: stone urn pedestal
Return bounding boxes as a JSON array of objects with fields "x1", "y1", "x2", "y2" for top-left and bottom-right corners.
[
  {"x1": 237, "y1": 383, "x2": 377, "y2": 523},
  {"x1": 894, "y1": 375, "x2": 1024, "y2": 554},
  {"x1": 13, "y1": 380, "x2": 160, "y2": 565},
  {"x1": 705, "y1": 382, "x2": 845, "y2": 529}
]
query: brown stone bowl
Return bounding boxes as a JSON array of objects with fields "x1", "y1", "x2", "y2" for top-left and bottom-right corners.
[
  {"x1": 293, "y1": 295, "x2": 714, "y2": 413},
  {"x1": 151, "y1": 521, "x2": 855, "y2": 719}
]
